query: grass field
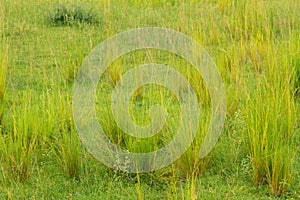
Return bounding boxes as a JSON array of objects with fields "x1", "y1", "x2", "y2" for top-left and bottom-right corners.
[{"x1": 0, "y1": 0, "x2": 299, "y2": 199}]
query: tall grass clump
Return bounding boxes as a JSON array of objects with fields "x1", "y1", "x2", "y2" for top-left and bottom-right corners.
[
  {"x1": 243, "y1": 40, "x2": 297, "y2": 195},
  {"x1": 174, "y1": 107, "x2": 211, "y2": 178},
  {"x1": 0, "y1": 93, "x2": 39, "y2": 183},
  {"x1": 0, "y1": 52, "x2": 7, "y2": 126},
  {"x1": 290, "y1": 34, "x2": 300, "y2": 96},
  {"x1": 220, "y1": 0, "x2": 300, "y2": 195},
  {"x1": 50, "y1": 88, "x2": 82, "y2": 180},
  {"x1": 95, "y1": 49, "x2": 214, "y2": 178},
  {"x1": 0, "y1": 0, "x2": 7, "y2": 124}
]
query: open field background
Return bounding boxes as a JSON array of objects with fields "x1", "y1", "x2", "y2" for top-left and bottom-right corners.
[{"x1": 0, "y1": 0, "x2": 299, "y2": 199}]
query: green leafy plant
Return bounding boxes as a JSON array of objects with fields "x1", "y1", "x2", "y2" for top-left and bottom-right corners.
[{"x1": 47, "y1": 4, "x2": 99, "y2": 26}]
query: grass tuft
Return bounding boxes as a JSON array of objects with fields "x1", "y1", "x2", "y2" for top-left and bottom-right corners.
[{"x1": 0, "y1": 93, "x2": 38, "y2": 183}]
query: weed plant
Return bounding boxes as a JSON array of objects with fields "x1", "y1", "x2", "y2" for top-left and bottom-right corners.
[{"x1": 47, "y1": 3, "x2": 99, "y2": 26}]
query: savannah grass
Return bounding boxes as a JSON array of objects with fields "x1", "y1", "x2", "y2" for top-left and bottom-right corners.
[
  {"x1": 0, "y1": 1, "x2": 7, "y2": 125},
  {"x1": 50, "y1": 89, "x2": 82, "y2": 180},
  {"x1": 0, "y1": 92, "x2": 39, "y2": 183},
  {"x1": 0, "y1": 0, "x2": 299, "y2": 199},
  {"x1": 0, "y1": 52, "x2": 7, "y2": 125}
]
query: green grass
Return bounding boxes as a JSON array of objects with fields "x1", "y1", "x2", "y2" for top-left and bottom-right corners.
[
  {"x1": 0, "y1": 51, "x2": 6, "y2": 125},
  {"x1": 0, "y1": 0, "x2": 299, "y2": 199}
]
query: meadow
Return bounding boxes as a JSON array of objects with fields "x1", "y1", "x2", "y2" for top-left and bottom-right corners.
[{"x1": 0, "y1": 0, "x2": 299, "y2": 199}]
